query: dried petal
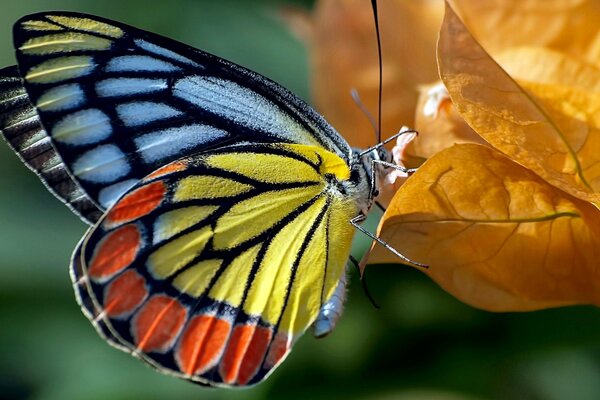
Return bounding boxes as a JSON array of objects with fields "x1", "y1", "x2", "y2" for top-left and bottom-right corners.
[
  {"x1": 452, "y1": 0, "x2": 600, "y2": 66},
  {"x1": 368, "y1": 144, "x2": 600, "y2": 311},
  {"x1": 438, "y1": 2, "x2": 600, "y2": 204},
  {"x1": 408, "y1": 81, "x2": 486, "y2": 162}
]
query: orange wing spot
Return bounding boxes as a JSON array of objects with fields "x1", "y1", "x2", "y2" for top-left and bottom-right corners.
[
  {"x1": 146, "y1": 161, "x2": 187, "y2": 180},
  {"x1": 219, "y1": 324, "x2": 272, "y2": 386},
  {"x1": 176, "y1": 314, "x2": 232, "y2": 376},
  {"x1": 103, "y1": 270, "x2": 148, "y2": 318},
  {"x1": 263, "y1": 332, "x2": 290, "y2": 370},
  {"x1": 105, "y1": 181, "x2": 166, "y2": 225},
  {"x1": 133, "y1": 295, "x2": 187, "y2": 353},
  {"x1": 88, "y1": 224, "x2": 141, "y2": 281}
]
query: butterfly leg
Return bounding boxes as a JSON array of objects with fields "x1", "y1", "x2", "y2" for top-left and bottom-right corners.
[
  {"x1": 372, "y1": 159, "x2": 417, "y2": 174},
  {"x1": 350, "y1": 214, "x2": 428, "y2": 268},
  {"x1": 312, "y1": 267, "x2": 348, "y2": 338}
]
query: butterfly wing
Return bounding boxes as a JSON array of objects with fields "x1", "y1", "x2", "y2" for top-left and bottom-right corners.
[
  {"x1": 6, "y1": 12, "x2": 351, "y2": 219},
  {"x1": 0, "y1": 65, "x2": 103, "y2": 222},
  {"x1": 73, "y1": 143, "x2": 359, "y2": 386}
]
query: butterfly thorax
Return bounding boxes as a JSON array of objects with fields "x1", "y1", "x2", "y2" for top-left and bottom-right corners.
[{"x1": 349, "y1": 146, "x2": 393, "y2": 215}]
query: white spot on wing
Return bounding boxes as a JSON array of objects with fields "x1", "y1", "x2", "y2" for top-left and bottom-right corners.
[
  {"x1": 20, "y1": 129, "x2": 49, "y2": 152},
  {"x1": 134, "y1": 124, "x2": 228, "y2": 164},
  {"x1": 96, "y1": 78, "x2": 167, "y2": 97},
  {"x1": 135, "y1": 39, "x2": 202, "y2": 68},
  {"x1": 41, "y1": 152, "x2": 61, "y2": 173},
  {"x1": 36, "y1": 83, "x2": 85, "y2": 112},
  {"x1": 51, "y1": 109, "x2": 112, "y2": 145},
  {"x1": 172, "y1": 76, "x2": 314, "y2": 144},
  {"x1": 72, "y1": 144, "x2": 130, "y2": 183},
  {"x1": 116, "y1": 101, "x2": 183, "y2": 127},
  {"x1": 66, "y1": 186, "x2": 87, "y2": 202},
  {"x1": 105, "y1": 55, "x2": 181, "y2": 73},
  {"x1": 98, "y1": 179, "x2": 139, "y2": 208}
]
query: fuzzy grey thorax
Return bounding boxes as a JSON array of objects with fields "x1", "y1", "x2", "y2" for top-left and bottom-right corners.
[{"x1": 348, "y1": 146, "x2": 393, "y2": 215}]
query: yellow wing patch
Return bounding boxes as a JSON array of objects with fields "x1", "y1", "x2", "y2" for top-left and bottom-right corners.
[
  {"x1": 205, "y1": 152, "x2": 320, "y2": 184},
  {"x1": 204, "y1": 143, "x2": 351, "y2": 183},
  {"x1": 279, "y1": 223, "x2": 327, "y2": 333},
  {"x1": 153, "y1": 205, "x2": 218, "y2": 244},
  {"x1": 174, "y1": 259, "x2": 223, "y2": 297},
  {"x1": 21, "y1": 20, "x2": 64, "y2": 31},
  {"x1": 208, "y1": 244, "x2": 262, "y2": 306},
  {"x1": 46, "y1": 15, "x2": 124, "y2": 38},
  {"x1": 213, "y1": 186, "x2": 320, "y2": 249},
  {"x1": 19, "y1": 32, "x2": 113, "y2": 55},
  {"x1": 24, "y1": 55, "x2": 95, "y2": 83},
  {"x1": 174, "y1": 176, "x2": 253, "y2": 201},
  {"x1": 243, "y1": 196, "x2": 328, "y2": 325},
  {"x1": 148, "y1": 226, "x2": 213, "y2": 279}
]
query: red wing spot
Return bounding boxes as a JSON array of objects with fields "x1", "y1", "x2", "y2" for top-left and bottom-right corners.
[
  {"x1": 146, "y1": 161, "x2": 187, "y2": 180},
  {"x1": 263, "y1": 332, "x2": 290, "y2": 370},
  {"x1": 176, "y1": 315, "x2": 232, "y2": 376},
  {"x1": 103, "y1": 270, "x2": 148, "y2": 318},
  {"x1": 219, "y1": 324, "x2": 272, "y2": 386},
  {"x1": 105, "y1": 181, "x2": 166, "y2": 226},
  {"x1": 132, "y1": 295, "x2": 187, "y2": 353},
  {"x1": 88, "y1": 224, "x2": 141, "y2": 281}
]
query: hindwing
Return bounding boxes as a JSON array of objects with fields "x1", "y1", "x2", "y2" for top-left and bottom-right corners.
[
  {"x1": 72, "y1": 143, "x2": 359, "y2": 386},
  {"x1": 0, "y1": 65, "x2": 103, "y2": 221}
]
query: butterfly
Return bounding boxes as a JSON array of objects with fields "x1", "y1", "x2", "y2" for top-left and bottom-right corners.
[{"x1": 0, "y1": 11, "x2": 405, "y2": 387}]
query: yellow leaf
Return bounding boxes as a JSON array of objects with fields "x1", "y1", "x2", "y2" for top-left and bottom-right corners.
[
  {"x1": 438, "y1": 1, "x2": 600, "y2": 204},
  {"x1": 368, "y1": 144, "x2": 600, "y2": 311},
  {"x1": 518, "y1": 81, "x2": 600, "y2": 192},
  {"x1": 452, "y1": 0, "x2": 600, "y2": 67},
  {"x1": 496, "y1": 47, "x2": 600, "y2": 93},
  {"x1": 309, "y1": 0, "x2": 443, "y2": 148}
]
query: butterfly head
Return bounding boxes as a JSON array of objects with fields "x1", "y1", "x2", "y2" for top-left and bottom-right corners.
[{"x1": 350, "y1": 146, "x2": 393, "y2": 214}]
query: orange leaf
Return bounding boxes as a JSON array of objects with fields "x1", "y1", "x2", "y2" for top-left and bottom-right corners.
[
  {"x1": 496, "y1": 47, "x2": 600, "y2": 94},
  {"x1": 368, "y1": 144, "x2": 600, "y2": 311},
  {"x1": 438, "y1": 1, "x2": 600, "y2": 204},
  {"x1": 309, "y1": 0, "x2": 443, "y2": 148},
  {"x1": 452, "y1": 0, "x2": 600, "y2": 66},
  {"x1": 517, "y1": 81, "x2": 600, "y2": 192}
]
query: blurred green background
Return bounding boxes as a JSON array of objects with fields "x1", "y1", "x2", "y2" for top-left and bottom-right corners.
[{"x1": 2, "y1": 1, "x2": 600, "y2": 399}]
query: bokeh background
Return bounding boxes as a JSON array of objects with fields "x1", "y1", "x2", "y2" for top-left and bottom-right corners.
[{"x1": 1, "y1": 1, "x2": 600, "y2": 399}]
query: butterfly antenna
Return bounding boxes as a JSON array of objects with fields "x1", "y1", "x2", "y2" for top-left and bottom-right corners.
[
  {"x1": 371, "y1": 0, "x2": 383, "y2": 143},
  {"x1": 358, "y1": 128, "x2": 418, "y2": 158},
  {"x1": 350, "y1": 255, "x2": 380, "y2": 309},
  {"x1": 351, "y1": 88, "x2": 379, "y2": 141}
]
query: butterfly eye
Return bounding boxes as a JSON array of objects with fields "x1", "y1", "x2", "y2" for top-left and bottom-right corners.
[{"x1": 378, "y1": 147, "x2": 391, "y2": 163}]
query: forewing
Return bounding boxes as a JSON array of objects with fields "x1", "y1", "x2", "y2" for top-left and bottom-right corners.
[
  {"x1": 11, "y1": 12, "x2": 351, "y2": 214},
  {"x1": 73, "y1": 143, "x2": 358, "y2": 386}
]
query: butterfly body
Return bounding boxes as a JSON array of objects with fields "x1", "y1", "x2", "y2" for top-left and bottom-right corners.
[{"x1": 0, "y1": 12, "x2": 390, "y2": 387}]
